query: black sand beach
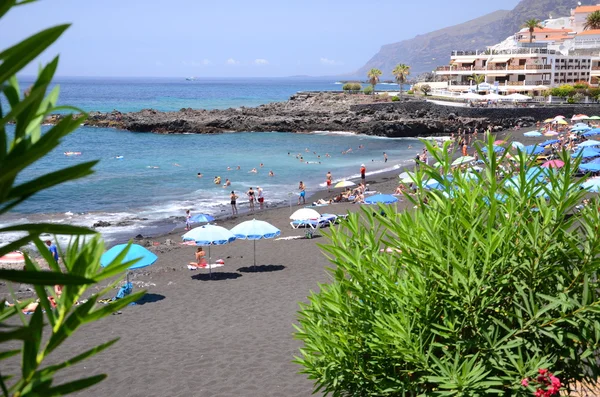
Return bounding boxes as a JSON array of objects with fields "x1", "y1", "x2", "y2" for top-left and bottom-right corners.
[{"x1": 0, "y1": 127, "x2": 566, "y2": 396}]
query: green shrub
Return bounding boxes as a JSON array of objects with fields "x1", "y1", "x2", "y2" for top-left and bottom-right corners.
[
  {"x1": 391, "y1": 96, "x2": 400, "y2": 101},
  {"x1": 295, "y1": 136, "x2": 600, "y2": 396},
  {"x1": 551, "y1": 84, "x2": 576, "y2": 98},
  {"x1": 419, "y1": 84, "x2": 432, "y2": 96},
  {"x1": 588, "y1": 88, "x2": 600, "y2": 98},
  {"x1": 567, "y1": 96, "x2": 576, "y2": 104},
  {"x1": 351, "y1": 83, "x2": 362, "y2": 93},
  {"x1": 342, "y1": 83, "x2": 352, "y2": 92},
  {"x1": 0, "y1": 2, "x2": 144, "y2": 395},
  {"x1": 407, "y1": 90, "x2": 414, "y2": 95},
  {"x1": 363, "y1": 85, "x2": 374, "y2": 95},
  {"x1": 573, "y1": 81, "x2": 589, "y2": 89}
]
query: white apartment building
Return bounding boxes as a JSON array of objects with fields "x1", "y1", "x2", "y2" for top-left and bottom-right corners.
[{"x1": 434, "y1": 48, "x2": 592, "y2": 94}]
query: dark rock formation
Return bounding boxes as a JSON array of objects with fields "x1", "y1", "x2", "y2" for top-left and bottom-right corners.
[
  {"x1": 73, "y1": 93, "x2": 600, "y2": 138},
  {"x1": 93, "y1": 220, "x2": 111, "y2": 228}
]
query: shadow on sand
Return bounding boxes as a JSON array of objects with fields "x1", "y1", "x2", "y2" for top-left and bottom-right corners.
[
  {"x1": 191, "y1": 272, "x2": 243, "y2": 281},
  {"x1": 237, "y1": 264, "x2": 286, "y2": 273},
  {"x1": 135, "y1": 293, "x2": 166, "y2": 305}
]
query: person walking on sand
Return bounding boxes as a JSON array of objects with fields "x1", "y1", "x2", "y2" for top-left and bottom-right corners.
[
  {"x1": 326, "y1": 171, "x2": 332, "y2": 192},
  {"x1": 383, "y1": 152, "x2": 388, "y2": 163},
  {"x1": 45, "y1": 240, "x2": 59, "y2": 263},
  {"x1": 257, "y1": 186, "x2": 264, "y2": 209},
  {"x1": 230, "y1": 191, "x2": 238, "y2": 215},
  {"x1": 360, "y1": 164, "x2": 366, "y2": 184},
  {"x1": 185, "y1": 209, "x2": 192, "y2": 230},
  {"x1": 298, "y1": 181, "x2": 306, "y2": 205},
  {"x1": 247, "y1": 187, "x2": 255, "y2": 211}
]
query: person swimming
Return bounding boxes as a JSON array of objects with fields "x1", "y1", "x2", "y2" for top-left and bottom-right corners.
[
  {"x1": 268, "y1": 170, "x2": 274, "y2": 177},
  {"x1": 197, "y1": 173, "x2": 203, "y2": 178},
  {"x1": 249, "y1": 168, "x2": 258, "y2": 173},
  {"x1": 214, "y1": 176, "x2": 221, "y2": 184},
  {"x1": 223, "y1": 178, "x2": 231, "y2": 187}
]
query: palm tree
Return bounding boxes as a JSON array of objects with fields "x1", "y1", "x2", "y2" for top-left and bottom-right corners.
[
  {"x1": 522, "y1": 19, "x2": 542, "y2": 43},
  {"x1": 468, "y1": 74, "x2": 486, "y2": 92},
  {"x1": 392, "y1": 64, "x2": 411, "y2": 98},
  {"x1": 367, "y1": 68, "x2": 382, "y2": 93},
  {"x1": 585, "y1": 10, "x2": 600, "y2": 30}
]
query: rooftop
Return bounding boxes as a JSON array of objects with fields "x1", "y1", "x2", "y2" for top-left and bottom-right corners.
[
  {"x1": 576, "y1": 29, "x2": 600, "y2": 36},
  {"x1": 573, "y1": 5, "x2": 600, "y2": 14}
]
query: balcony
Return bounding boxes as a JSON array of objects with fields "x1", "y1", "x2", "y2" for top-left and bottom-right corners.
[{"x1": 451, "y1": 48, "x2": 556, "y2": 56}]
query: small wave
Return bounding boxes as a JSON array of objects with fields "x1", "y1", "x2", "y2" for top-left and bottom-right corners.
[{"x1": 311, "y1": 130, "x2": 356, "y2": 136}]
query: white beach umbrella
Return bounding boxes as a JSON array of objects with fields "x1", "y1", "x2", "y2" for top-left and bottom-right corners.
[
  {"x1": 182, "y1": 224, "x2": 236, "y2": 277},
  {"x1": 334, "y1": 180, "x2": 355, "y2": 188},
  {"x1": 483, "y1": 93, "x2": 503, "y2": 100},
  {"x1": 505, "y1": 93, "x2": 531, "y2": 101},
  {"x1": 459, "y1": 92, "x2": 484, "y2": 100},
  {"x1": 230, "y1": 219, "x2": 281, "y2": 271},
  {"x1": 452, "y1": 156, "x2": 475, "y2": 166},
  {"x1": 290, "y1": 208, "x2": 320, "y2": 221}
]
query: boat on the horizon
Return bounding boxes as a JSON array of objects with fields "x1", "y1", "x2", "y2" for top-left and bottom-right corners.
[{"x1": 185, "y1": 77, "x2": 196, "y2": 81}]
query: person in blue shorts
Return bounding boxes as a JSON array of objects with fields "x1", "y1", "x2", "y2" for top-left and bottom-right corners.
[
  {"x1": 298, "y1": 181, "x2": 306, "y2": 205},
  {"x1": 45, "y1": 240, "x2": 59, "y2": 262}
]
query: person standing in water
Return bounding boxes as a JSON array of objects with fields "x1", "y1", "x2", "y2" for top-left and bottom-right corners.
[
  {"x1": 360, "y1": 164, "x2": 366, "y2": 185},
  {"x1": 383, "y1": 152, "x2": 388, "y2": 163},
  {"x1": 326, "y1": 171, "x2": 332, "y2": 192},
  {"x1": 247, "y1": 187, "x2": 255, "y2": 211},
  {"x1": 298, "y1": 181, "x2": 306, "y2": 205},
  {"x1": 257, "y1": 186, "x2": 264, "y2": 209},
  {"x1": 230, "y1": 191, "x2": 238, "y2": 215}
]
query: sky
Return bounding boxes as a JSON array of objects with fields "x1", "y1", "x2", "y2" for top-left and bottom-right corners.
[{"x1": 1, "y1": 0, "x2": 522, "y2": 78}]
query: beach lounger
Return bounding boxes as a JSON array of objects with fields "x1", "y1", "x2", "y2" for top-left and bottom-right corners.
[{"x1": 290, "y1": 214, "x2": 337, "y2": 229}]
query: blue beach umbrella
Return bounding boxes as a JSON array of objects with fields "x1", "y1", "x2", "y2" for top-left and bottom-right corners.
[
  {"x1": 540, "y1": 139, "x2": 559, "y2": 147},
  {"x1": 101, "y1": 243, "x2": 158, "y2": 284},
  {"x1": 523, "y1": 131, "x2": 542, "y2": 137},
  {"x1": 101, "y1": 244, "x2": 158, "y2": 270},
  {"x1": 583, "y1": 129, "x2": 600, "y2": 137},
  {"x1": 581, "y1": 178, "x2": 600, "y2": 193},
  {"x1": 573, "y1": 123, "x2": 590, "y2": 129},
  {"x1": 482, "y1": 145, "x2": 505, "y2": 153},
  {"x1": 364, "y1": 194, "x2": 399, "y2": 204},
  {"x1": 571, "y1": 126, "x2": 591, "y2": 133},
  {"x1": 572, "y1": 147, "x2": 600, "y2": 159},
  {"x1": 182, "y1": 224, "x2": 236, "y2": 276},
  {"x1": 578, "y1": 140, "x2": 600, "y2": 147},
  {"x1": 523, "y1": 145, "x2": 544, "y2": 155},
  {"x1": 579, "y1": 159, "x2": 600, "y2": 172},
  {"x1": 189, "y1": 213, "x2": 215, "y2": 223},
  {"x1": 511, "y1": 141, "x2": 525, "y2": 150},
  {"x1": 230, "y1": 219, "x2": 281, "y2": 270}
]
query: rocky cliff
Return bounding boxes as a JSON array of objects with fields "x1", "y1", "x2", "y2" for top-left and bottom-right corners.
[
  {"x1": 76, "y1": 93, "x2": 600, "y2": 138},
  {"x1": 356, "y1": 0, "x2": 577, "y2": 78}
]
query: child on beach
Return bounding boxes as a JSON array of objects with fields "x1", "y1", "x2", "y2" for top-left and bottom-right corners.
[
  {"x1": 326, "y1": 171, "x2": 332, "y2": 192},
  {"x1": 185, "y1": 210, "x2": 191, "y2": 230}
]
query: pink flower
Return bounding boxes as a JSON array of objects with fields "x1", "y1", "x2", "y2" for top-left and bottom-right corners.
[
  {"x1": 538, "y1": 368, "x2": 548, "y2": 376},
  {"x1": 521, "y1": 378, "x2": 529, "y2": 387},
  {"x1": 550, "y1": 375, "x2": 561, "y2": 388},
  {"x1": 534, "y1": 389, "x2": 545, "y2": 397}
]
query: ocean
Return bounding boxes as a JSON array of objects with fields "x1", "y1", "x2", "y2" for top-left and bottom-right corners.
[{"x1": 2, "y1": 77, "x2": 421, "y2": 246}]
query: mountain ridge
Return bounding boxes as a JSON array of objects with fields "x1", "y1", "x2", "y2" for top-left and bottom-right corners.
[{"x1": 355, "y1": 0, "x2": 578, "y2": 78}]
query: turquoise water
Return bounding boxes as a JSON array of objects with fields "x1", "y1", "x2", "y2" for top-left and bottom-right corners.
[
  {"x1": 13, "y1": 77, "x2": 405, "y2": 113},
  {"x1": 2, "y1": 78, "x2": 416, "y2": 244}
]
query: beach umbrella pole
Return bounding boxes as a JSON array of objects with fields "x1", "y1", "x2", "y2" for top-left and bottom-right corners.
[
  {"x1": 253, "y1": 240, "x2": 256, "y2": 271},
  {"x1": 208, "y1": 244, "x2": 212, "y2": 278}
]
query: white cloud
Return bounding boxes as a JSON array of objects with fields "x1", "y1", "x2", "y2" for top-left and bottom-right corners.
[
  {"x1": 182, "y1": 60, "x2": 211, "y2": 67},
  {"x1": 226, "y1": 58, "x2": 239, "y2": 65},
  {"x1": 254, "y1": 58, "x2": 269, "y2": 65},
  {"x1": 320, "y1": 57, "x2": 343, "y2": 66}
]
